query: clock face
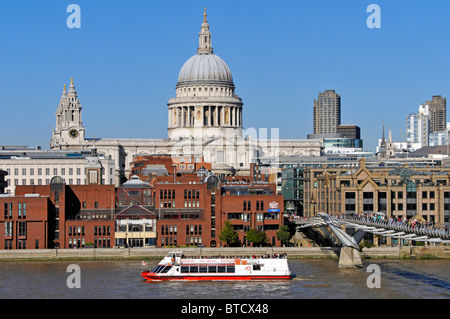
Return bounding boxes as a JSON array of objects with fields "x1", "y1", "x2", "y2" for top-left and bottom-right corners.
[{"x1": 69, "y1": 129, "x2": 79, "y2": 138}]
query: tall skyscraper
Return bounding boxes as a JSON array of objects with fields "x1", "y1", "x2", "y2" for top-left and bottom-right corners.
[
  {"x1": 426, "y1": 95, "x2": 446, "y2": 133},
  {"x1": 313, "y1": 90, "x2": 341, "y2": 135}
]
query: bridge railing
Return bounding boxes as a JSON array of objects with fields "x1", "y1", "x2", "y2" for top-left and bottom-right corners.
[{"x1": 334, "y1": 214, "x2": 450, "y2": 240}]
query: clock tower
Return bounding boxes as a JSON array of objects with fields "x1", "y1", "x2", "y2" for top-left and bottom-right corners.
[{"x1": 50, "y1": 77, "x2": 86, "y2": 149}]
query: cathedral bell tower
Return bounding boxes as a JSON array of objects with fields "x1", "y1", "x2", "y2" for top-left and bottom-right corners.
[{"x1": 50, "y1": 77, "x2": 86, "y2": 149}]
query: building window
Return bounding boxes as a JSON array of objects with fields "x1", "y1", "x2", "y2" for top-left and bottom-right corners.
[
  {"x1": 18, "y1": 222, "x2": 26, "y2": 237},
  {"x1": 5, "y1": 221, "x2": 12, "y2": 237}
]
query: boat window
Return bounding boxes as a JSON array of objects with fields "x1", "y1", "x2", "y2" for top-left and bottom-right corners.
[
  {"x1": 199, "y1": 266, "x2": 208, "y2": 273},
  {"x1": 180, "y1": 266, "x2": 189, "y2": 273},
  {"x1": 189, "y1": 266, "x2": 198, "y2": 273},
  {"x1": 161, "y1": 266, "x2": 172, "y2": 273},
  {"x1": 152, "y1": 265, "x2": 164, "y2": 273},
  {"x1": 253, "y1": 264, "x2": 262, "y2": 271},
  {"x1": 207, "y1": 266, "x2": 217, "y2": 273},
  {"x1": 226, "y1": 266, "x2": 235, "y2": 273},
  {"x1": 218, "y1": 266, "x2": 226, "y2": 273}
]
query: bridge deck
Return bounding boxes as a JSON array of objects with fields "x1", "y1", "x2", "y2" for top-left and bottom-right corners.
[{"x1": 296, "y1": 214, "x2": 450, "y2": 244}]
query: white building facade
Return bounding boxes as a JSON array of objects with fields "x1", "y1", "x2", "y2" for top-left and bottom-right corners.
[{"x1": 0, "y1": 148, "x2": 115, "y2": 195}]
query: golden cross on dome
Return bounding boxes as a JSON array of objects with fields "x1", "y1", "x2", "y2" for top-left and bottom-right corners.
[
  {"x1": 71, "y1": 77, "x2": 74, "y2": 85},
  {"x1": 63, "y1": 83, "x2": 66, "y2": 91},
  {"x1": 203, "y1": 7, "x2": 207, "y2": 23}
]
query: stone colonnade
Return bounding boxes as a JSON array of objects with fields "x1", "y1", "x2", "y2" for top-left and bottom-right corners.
[{"x1": 169, "y1": 105, "x2": 242, "y2": 128}]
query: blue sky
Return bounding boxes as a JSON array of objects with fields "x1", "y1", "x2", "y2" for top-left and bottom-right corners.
[{"x1": 0, "y1": 0, "x2": 449, "y2": 152}]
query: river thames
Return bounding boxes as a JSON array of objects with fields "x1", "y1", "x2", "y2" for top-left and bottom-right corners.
[{"x1": 0, "y1": 259, "x2": 448, "y2": 299}]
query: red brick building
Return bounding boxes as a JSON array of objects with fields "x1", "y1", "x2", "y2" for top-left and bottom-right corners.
[
  {"x1": 2, "y1": 177, "x2": 116, "y2": 249},
  {"x1": 0, "y1": 195, "x2": 52, "y2": 249},
  {"x1": 154, "y1": 173, "x2": 285, "y2": 247},
  {"x1": 220, "y1": 184, "x2": 284, "y2": 247}
]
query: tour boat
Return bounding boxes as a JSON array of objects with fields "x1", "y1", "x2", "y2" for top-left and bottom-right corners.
[{"x1": 141, "y1": 251, "x2": 295, "y2": 281}]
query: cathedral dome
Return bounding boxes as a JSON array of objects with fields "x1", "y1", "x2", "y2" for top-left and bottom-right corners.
[
  {"x1": 177, "y1": 53, "x2": 233, "y2": 87},
  {"x1": 176, "y1": 8, "x2": 233, "y2": 88}
]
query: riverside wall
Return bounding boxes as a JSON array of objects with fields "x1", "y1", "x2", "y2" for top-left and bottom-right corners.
[{"x1": 0, "y1": 246, "x2": 449, "y2": 261}]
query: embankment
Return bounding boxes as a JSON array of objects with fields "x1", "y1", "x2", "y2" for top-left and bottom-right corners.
[{"x1": 0, "y1": 246, "x2": 449, "y2": 261}]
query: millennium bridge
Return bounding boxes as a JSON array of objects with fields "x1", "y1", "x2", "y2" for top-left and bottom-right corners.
[{"x1": 295, "y1": 213, "x2": 450, "y2": 268}]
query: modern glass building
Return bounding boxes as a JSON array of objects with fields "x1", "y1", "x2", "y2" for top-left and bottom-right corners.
[{"x1": 281, "y1": 167, "x2": 304, "y2": 217}]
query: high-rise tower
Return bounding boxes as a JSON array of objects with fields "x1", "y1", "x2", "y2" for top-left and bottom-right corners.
[
  {"x1": 426, "y1": 95, "x2": 446, "y2": 133},
  {"x1": 313, "y1": 90, "x2": 341, "y2": 135}
]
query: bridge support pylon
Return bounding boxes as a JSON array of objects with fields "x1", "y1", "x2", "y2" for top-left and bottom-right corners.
[
  {"x1": 338, "y1": 246, "x2": 363, "y2": 268},
  {"x1": 317, "y1": 213, "x2": 365, "y2": 268}
]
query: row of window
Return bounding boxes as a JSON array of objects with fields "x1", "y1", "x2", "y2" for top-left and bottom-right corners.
[
  {"x1": 68, "y1": 237, "x2": 111, "y2": 248},
  {"x1": 345, "y1": 202, "x2": 438, "y2": 213},
  {"x1": 159, "y1": 236, "x2": 204, "y2": 246},
  {"x1": 6, "y1": 178, "x2": 114, "y2": 187},
  {"x1": 151, "y1": 264, "x2": 237, "y2": 274},
  {"x1": 5, "y1": 167, "x2": 115, "y2": 176},
  {"x1": 180, "y1": 265, "x2": 235, "y2": 274},
  {"x1": 68, "y1": 225, "x2": 111, "y2": 236},
  {"x1": 4, "y1": 239, "x2": 37, "y2": 249},
  {"x1": 243, "y1": 201, "x2": 265, "y2": 211},
  {"x1": 4, "y1": 221, "x2": 27, "y2": 237},
  {"x1": 160, "y1": 224, "x2": 203, "y2": 236},
  {"x1": 346, "y1": 191, "x2": 441, "y2": 200},
  {"x1": 227, "y1": 212, "x2": 279, "y2": 221},
  {"x1": 3, "y1": 202, "x2": 27, "y2": 219},
  {"x1": 159, "y1": 200, "x2": 200, "y2": 208}
]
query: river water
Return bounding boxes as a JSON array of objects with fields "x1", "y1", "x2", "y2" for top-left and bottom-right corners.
[{"x1": 0, "y1": 259, "x2": 448, "y2": 299}]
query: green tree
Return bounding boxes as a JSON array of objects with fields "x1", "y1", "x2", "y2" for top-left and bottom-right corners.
[
  {"x1": 246, "y1": 228, "x2": 267, "y2": 247},
  {"x1": 276, "y1": 225, "x2": 292, "y2": 246},
  {"x1": 219, "y1": 221, "x2": 239, "y2": 247}
]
